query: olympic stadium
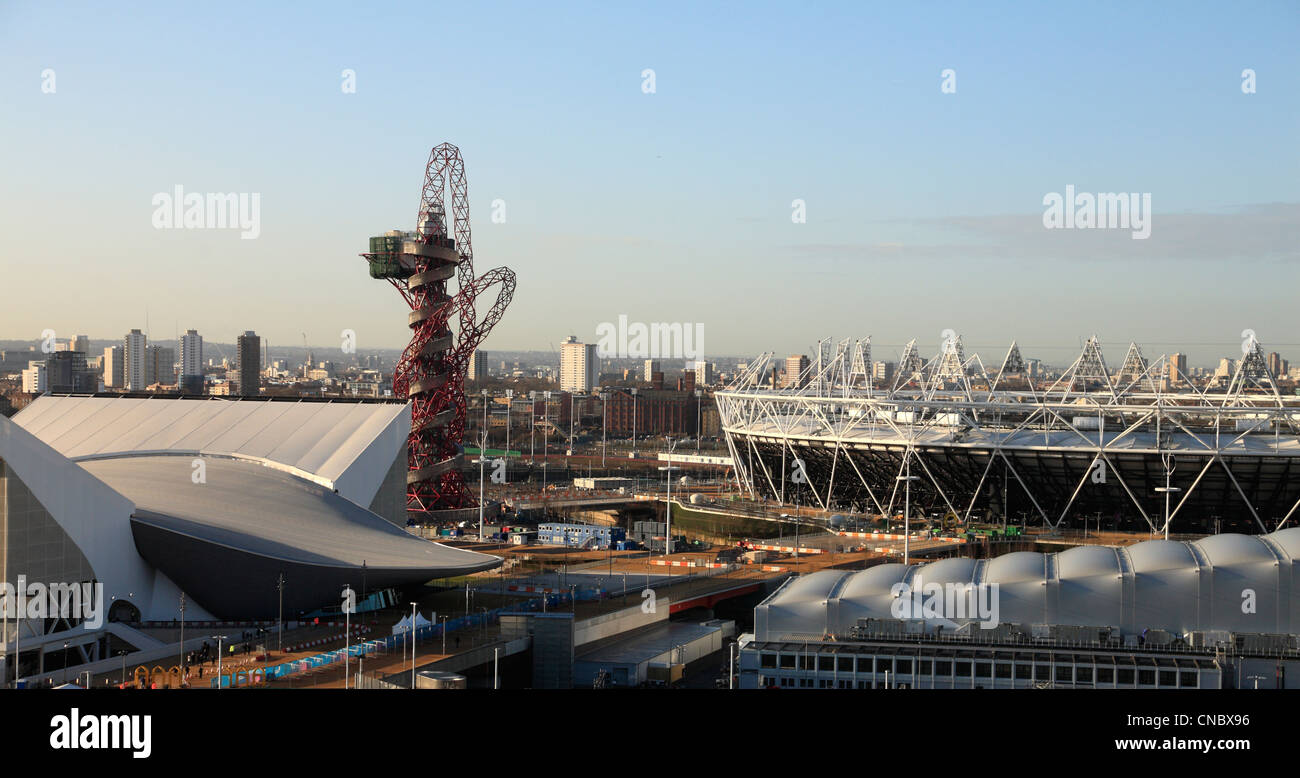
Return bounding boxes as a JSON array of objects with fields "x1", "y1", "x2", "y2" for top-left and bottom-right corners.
[{"x1": 717, "y1": 334, "x2": 1300, "y2": 536}]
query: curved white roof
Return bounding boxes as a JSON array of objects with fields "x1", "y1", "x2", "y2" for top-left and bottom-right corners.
[
  {"x1": 757, "y1": 528, "x2": 1300, "y2": 640},
  {"x1": 13, "y1": 395, "x2": 409, "y2": 508}
]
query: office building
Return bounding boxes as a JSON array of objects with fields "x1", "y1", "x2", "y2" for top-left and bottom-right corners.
[
  {"x1": 1168, "y1": 352, "x2": 1187, "y2": 385},
  {"x1": 45, "y1": 351, "x2": 96, "y2": 393},
  {"x1": 559, "y1": 335, "x2": 598, "y2": 393},
  {"x1": 179, "y1": 330, "x2": 204, "y2": 394},
  {"x1": 68, "y1": 335, "x2": 89, "y2": 355},
  {"x1": 784, "y1": 354, "x2": 809, "y2": 389},
  {"x1": 643, "y1": 359, "x2": 661, "y2": 382},
  {"x1": 103, "y1": 346, "x2": 124, "y2": 389},
  {"x1": 21, "y1": 362, "x2": 46, "y2": 394},
  {"x1": 145, "y1": 345, "x2": 175, "y2": 387},
  {"x1": 692, "y1": 360, "x2": 714, "y2": 386},
  {"x1": 236, "y1": 331, "x2": 261, "y2": 397},
  {"x1": 123, "y1": 329, "x2": 147, "y2": 391},
  {"x1": 468, "y1": 349, "x2": 488, "y2": 381}
]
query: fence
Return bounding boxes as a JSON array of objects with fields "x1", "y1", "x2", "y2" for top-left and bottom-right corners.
[{"x1": 223, "y1": 590, "x2": 597, "y2": 687}]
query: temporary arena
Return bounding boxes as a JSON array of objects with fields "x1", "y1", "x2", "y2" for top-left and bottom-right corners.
[
  {"x1": 1, "y1": 394, "x2": 500, "y2": 680},
  {"x1": 739, "y1": 527, "x2": 1300, "y2": 689},
  {"x1": 718, "y1": 334, "x2": 1300, "y2": 536}
]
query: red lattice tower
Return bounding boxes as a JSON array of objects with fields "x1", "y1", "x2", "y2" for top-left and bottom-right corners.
[{"x1": 362, "y1": 143, "x2": 515, "y2": 520}]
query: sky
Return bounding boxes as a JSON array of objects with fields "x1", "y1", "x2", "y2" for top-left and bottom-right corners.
[{"x1": 1, "y1": 0, "x2": 1297, "y2": 368}]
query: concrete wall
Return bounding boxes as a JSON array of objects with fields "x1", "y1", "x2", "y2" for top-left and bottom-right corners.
[{"x1": 575, "y1": 600, "x2": 668, "y2": 646}]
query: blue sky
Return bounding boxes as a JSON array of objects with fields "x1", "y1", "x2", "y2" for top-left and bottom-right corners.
[{"x1": 1, "y1": 0, "x2": 1296, "y2": 367}]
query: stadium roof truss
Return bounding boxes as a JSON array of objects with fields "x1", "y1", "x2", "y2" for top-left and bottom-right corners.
[{"x1": 718, "y1": 334, "x2": 1300, "y2": 534}]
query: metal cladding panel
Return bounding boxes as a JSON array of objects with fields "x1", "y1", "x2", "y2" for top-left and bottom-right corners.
[
  {"x1": 997, "y1": 580, "x2": 1048, "y2": 625},
  {"x1": 1206, "y1": 559, "x2": 1279, "y2": 634},
  {"x1": 834, "y1": 565, "x2": 908, "y2": 630},
  {"x1": 6, "y1": 392, "x2": 62, "y2": 429},
  {"x1": 330, "y1": 405, "x2": 411, "y2": 508},
  {"x1": 199, "y1": 401, "x2": 307, "y2": 454},
  {"x1": 301, "y1": 403, "x2": 406, "y2": 483},
  {"x1": 1192, "y1": 534, "x2": 1279, "y2": 634},
  {"x1": 16, "y1": 396, "x2": 108, "y2": 451},
  {"x1": 1194, "y1": 533, "x2": 1276, "y2": 567},
  {"x1": 32, "y1": 396, "x2": 143, "y2": 454},
  {"x1": 1057, "y1": 544, "x2": 1122, "y2": 579},
  {"x1": 1056, "y1": 545, "x2": 1124, "y2": 627},
  {"x1": 150, "y1": 401, "x2": 268, "y2": 452},
  {"x1": 763, "y1": 570, "x2": 840, "y2": 636},
  {"x1": 205, "y1": 401, "x2": 314, "y2": 459},
  {"x1": 1127, "y1": 539, "x2": 1198, "y2": 574},
  {"x1": 82, "y1": 398, "x2": 228, "y2": 454},
  {"x1": 1126, "y1": 541, "x2": 1201, "y2": 634},
  {"x1": 1268, "y1": 527, "x2": 1300, "y2": 560},
  {"x1": 911, "y1": 556, "x2": 977, "y2": 587},
  {"x1": 986, "y1": 551, "x2": 1049, "y2": 583},
  {"x1": 260, "y1": 403, "x2": 368, "y2": 469},
  {"x1": 15, "y1": 397, "x2": 408, "y2": 500}
]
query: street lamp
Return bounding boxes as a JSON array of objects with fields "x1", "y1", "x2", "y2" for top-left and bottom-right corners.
[
  {"x1": 694, "y1": 388, "x2": 703, "y2": 453},
  {"x1": 543, "y1": 390, "x2": 551, "y2": 489},
  {"x1": 896, "y1": 454, "x2": 920, "y2": 565},
  {"x1": 659, "y1": 438, "x2": 681, "y2": 556},
  {"x1": 505, "y1": 389, "x2": 514, "y2": 475},
  {"x1": 410, "y1": 602, "x2": 417, "y2": 689},
  {"x1": 178, "y1": 591, "x2": 186, "y2": 679},
  {"x1": 1155, "y1": 486, "x2": 1181, "y2": 540},
  {"x1": 729, "y1": 640, "x2": 738, "y2": 690},
  {"x1": 631, "y1": 388, "x2": 638, "y2": 459},
  {"x1": 276, "y1": 573, "x2": 285, "y2": 654},
  {"x1": 213, "y1": 635, "x2": 228, "y2": 689},
  {"x1": 600, "y1": 391, "x2": 609, "y2": 467},
  {"x1": 343, "y1": 583, "x2": 352, "y2": 690},
  {"x1": 477, "y1": 427, "x2": 489, "y2": 538}
]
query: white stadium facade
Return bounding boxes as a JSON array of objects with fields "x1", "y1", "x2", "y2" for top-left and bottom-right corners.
[{"x1": 1, "y1": 394, "x2": 499, "y2": 682}]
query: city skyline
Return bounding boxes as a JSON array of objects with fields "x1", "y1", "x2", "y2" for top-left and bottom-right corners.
[{"x1": 1, "y1": 1, "x2": 1296, "y2": 366}]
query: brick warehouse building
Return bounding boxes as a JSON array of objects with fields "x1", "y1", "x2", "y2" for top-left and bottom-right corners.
[{"x1": 603, "y1": 388, "x2": 700, "y2": 437}]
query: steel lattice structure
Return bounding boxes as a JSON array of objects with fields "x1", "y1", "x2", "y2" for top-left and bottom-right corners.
[
  {"x1": 718, "y1": 333, "x2": 1300, "y2": 535},
  {"x1": 362, "y1": 143, "x2": 515, "y2": 518}
]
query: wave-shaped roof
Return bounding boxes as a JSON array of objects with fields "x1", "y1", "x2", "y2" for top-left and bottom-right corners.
[{"x1": 81, "y1": 455, "x2": 499, "y2": 618}]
